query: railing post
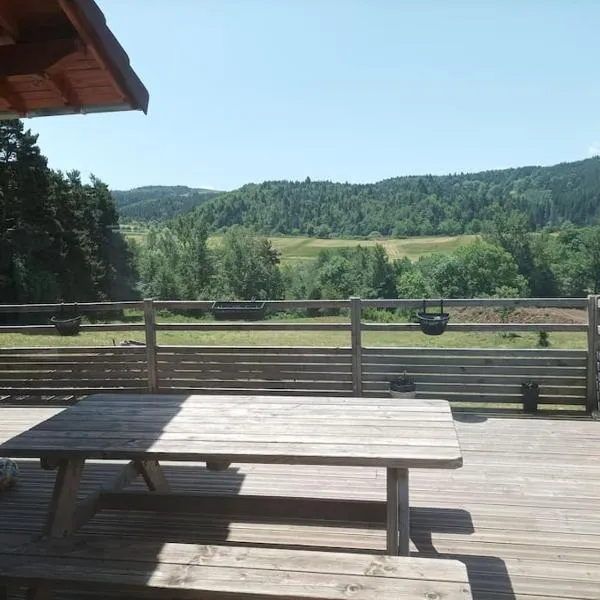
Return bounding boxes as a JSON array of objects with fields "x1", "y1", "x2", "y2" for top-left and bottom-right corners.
[
  {"x1": 143, "y1": 298, "x2": 158, "y2": 393},
  {"x1": 350, "y1": 296, "x2": 363, "y2": 396},
  {"x1": 586, "y1": 294, "x2": 599, "y2": 414}
]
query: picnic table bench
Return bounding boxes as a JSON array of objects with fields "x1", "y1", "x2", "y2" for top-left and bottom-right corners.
[
  {"x1": 0, "y1": 393, "x2": 465, "y2": 599},
  {"x1": 0, "y1": 537, "x2": 472, "y2": 600},
  {"x1": 0, "y1": 394, "x2": 462, "y2": 555}
]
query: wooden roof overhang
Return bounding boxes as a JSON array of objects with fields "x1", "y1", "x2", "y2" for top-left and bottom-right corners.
[{"x1": 0, "y1": 0, "x2": 149, "y2": 118}]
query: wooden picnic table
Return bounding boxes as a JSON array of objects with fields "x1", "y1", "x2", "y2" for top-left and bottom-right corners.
[{"x1": 0, "y1": 393, "x2": 462, "y2": 556}]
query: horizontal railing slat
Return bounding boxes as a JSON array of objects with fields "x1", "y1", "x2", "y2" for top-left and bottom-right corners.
[{"x1": 362, "y1": 323, "x2": 587, "y2": 332}]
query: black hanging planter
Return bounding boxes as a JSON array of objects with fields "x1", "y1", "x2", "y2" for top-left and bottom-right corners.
[
  {"x1": 521, "y1": 381, "x2": 540, "y2": 413},
  {"x1": 211, "y1": 301, "x2": 266, "y2": 321},
  {"x1": 417, "y1": 299, "x2": 450, "y2": 336},
  {"x1": 50, "y1": 303, "x2": 81, "y2": 336}
]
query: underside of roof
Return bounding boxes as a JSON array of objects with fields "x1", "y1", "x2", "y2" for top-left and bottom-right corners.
[{"x1": 0, "y1": 0, "x2": 149, "y2": 118}]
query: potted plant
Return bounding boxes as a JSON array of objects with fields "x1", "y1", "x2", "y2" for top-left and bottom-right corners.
[
  {"x1": 390, "y1": 371, "x2": 417, "y2": 399},
  {"x1": 521, "y1": 380, "x2": 540, "y2": 413}
]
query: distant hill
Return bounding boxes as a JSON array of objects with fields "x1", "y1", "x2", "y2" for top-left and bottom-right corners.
[
  {"x1": 112, "y1": 185, "x2": 220, "y2": 221},
  {"x1": 189, "y1": 157, "x2": 600, "y2": 237}
]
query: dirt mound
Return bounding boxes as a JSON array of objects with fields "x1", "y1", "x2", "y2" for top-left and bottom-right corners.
[{"x1": 449, "y1": 307, "x2": 586, "y2": 324}]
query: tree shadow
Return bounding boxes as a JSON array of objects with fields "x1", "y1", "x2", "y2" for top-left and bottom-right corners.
[{"x1": 0, "y1": 393, "x2": 249, "y2": 597}]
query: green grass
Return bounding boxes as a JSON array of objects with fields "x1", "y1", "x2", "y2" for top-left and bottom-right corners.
[
  {"x1": 209, "y1": 234, "x2": 478, "y2": 263},
  {"x1": 0, "y1": 316, "x2": 585, "y2": 349},
  {"x1": 126, "y1": 230, "x2": 477, "y2": 263}
]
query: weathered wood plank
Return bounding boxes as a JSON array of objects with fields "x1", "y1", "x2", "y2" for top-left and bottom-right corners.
[
  {"x1": 158, "y1": 346, "x2": 353, "y2": 355},
  {"x1": 351, "y1": 297, "x2": 363, "y2": 396},
  {"x1": 144, "y1": 299, "x2": 158, "y2": 393},
  {"x1": 586, "y1": 294, "x2": 599, "y2": 413},
  {"x1": 0, "y1": 395, "x2": 462, "y2": 469},
  {"x1": 362, "y1": 347, "x2": 587, "y2": 357},
  {"x1": 362, "y1": 372, "x2": 585, "y2": 386},
  {"x1": 0, "y1": 301, "x2": 143, "y2": 313},
  {"x1": 0, "y1": 539, "x2": 472, "y2": 600},
  {"x1": 45, "y1": 458, "x2": 85, "y2": 538},
  {"x1": 72, "y1": 460, "x2": 141, "y2": 530},
  {"x1": 363, "y1": 355, "x2": 586, "y2": 367},
  {"x1": 159, "y1": 380, "x2": 354, "y2": 391},
  {"x1": 362, "y1": 322, "x2": 587, "y2": 332},
  {"x1": 135, "y1": 460, "x2": 169, "y2": 492}
]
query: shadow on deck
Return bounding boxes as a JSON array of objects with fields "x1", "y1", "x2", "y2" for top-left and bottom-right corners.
[{"x1": 1, "y1": 405, "x2": 598, "y2": 600}]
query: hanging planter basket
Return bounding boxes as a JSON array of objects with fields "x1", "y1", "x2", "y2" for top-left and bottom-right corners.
[
  {"x1": 417, "y1": 299, "x2": 450, "y2": 336},
  {"x1": 211, "y1": 301, "x2": 266, "y2": 321},
  {"x1": 50, "y1": 303, "x2": 81, "y2": 336}
]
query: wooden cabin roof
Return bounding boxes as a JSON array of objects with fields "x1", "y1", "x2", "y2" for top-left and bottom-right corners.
[{"x1": 0, "y1": 0, "x2": 149, "y2": 118}]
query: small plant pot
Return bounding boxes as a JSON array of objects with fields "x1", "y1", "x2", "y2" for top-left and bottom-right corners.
[
  {"x1": 390, "y1": 389, "x2": 417, "y2": 399},
  {"x1": 390, "y1": 380, "x2": 417, "y2": 399},
  {"x1": 521, "y1": 382, "x2": 540, "y2": 413}
]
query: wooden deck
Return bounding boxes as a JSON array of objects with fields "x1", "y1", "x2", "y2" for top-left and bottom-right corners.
[{"x1": 1, "y1": 406, "x2": 599, "y2": 600}]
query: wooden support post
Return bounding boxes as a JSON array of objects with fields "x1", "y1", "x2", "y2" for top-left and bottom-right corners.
[
  {"x1": 586, "y1": 295, "x2": 599, "y2": 414},
  {"x1": 45, "y1": 458, "x2": 85, "y2": 538},
  {"x1": 136, "y1": 459, "x2": 170, "y2": 492},
  {"x1": 72, "y1": 460, "x2": 141, "y2": 530},
  {"x1": 144, "y1": 298, "x2": 158, "y2": 393},
  {"x1": 386, "y1": 467, "x2": 409, "y2": 556},
  {"x1": 350, "y1": 296, "x2": 363, "y2": 396}
]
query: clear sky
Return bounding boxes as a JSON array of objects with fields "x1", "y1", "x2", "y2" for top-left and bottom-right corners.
[{"x1": 27, "y1": 0, "x2": 600, "y2": 191}]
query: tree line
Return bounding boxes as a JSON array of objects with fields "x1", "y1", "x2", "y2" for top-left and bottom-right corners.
[
  {"x1": 0, "y1": 121, "x2": 136, "y2": 314},
  {"x1": 134, "y1": 216, "x2": 600, "y2": 304},
  {"x1": 192, "y1": 158, "x2": 600, "y2": 237},
  {"x1": 112, "y1": 185, "x2": 219, "y2": 221}
]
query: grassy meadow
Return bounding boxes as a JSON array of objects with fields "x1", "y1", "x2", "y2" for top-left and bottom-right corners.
[
  {"x1": 3, "y1": 231, "x2": 584, "y2": 350},
  {"x1": 0, "y1": 314, "x2": 586, "y2": 349},
  {"x1": 126, "y1": 229, "x2": 478, "y2": 264}
]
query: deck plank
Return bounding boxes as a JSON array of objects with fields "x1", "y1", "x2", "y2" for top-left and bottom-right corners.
[{"x1": 0, "y1": 406, "x2": 599, "y2": 600}]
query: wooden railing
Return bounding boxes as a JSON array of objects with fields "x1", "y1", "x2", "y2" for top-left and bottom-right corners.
[{"x1": 0, "y1": 296, "x2": 597, "y2": 412}]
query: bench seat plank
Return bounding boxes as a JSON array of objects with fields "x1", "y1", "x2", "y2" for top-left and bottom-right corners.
[{"x1": 0, "y1": 538, "x2": 472, "y2": 600}]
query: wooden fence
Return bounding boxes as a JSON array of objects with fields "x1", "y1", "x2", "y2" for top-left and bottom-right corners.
[{"x1": 0, "y1": 296, "x2": 597, "y2": 412}]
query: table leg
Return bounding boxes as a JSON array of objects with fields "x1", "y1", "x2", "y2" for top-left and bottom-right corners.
[
  {"x1": 135, "y1": 459, "x2": 170, "y2": 492},
  {"x1": 45, "y1": 458, "x2": 85, "y2": 538},
  {"x1": 386, "y1": 467, "x2": 409, "y2": 556}
]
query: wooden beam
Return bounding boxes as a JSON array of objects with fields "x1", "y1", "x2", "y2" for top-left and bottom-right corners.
[
  {"x1": 0, "y1": 0, "x2": 19, "y2": 42},
  {"x1": 135, "y1": 460, "x2": 170, "y2": 492},
  {"x1": 99, "y1": 492, "x2": 387, "y2": 524},
  {"x1": 0, "y1": 38, "x2": 81, "y2": 78},
  {"x1": 41, "y1": 70, "x2": 81, "y2": 110},
  {"x1": 58, "y1": 0, "x2": 127, "y2": 101},
  {"x1": 0, "y1": 78, "x2": 26, "y2": 115},
  {"x1": 72, "y1": 460, "x2": 141, "y2": 530},
  {"x1": 46, "y1": 458, "x2": 85, "y2": 538}
]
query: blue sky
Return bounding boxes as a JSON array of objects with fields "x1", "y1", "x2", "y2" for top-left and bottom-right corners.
[{"x1": 28, "y1": 0, "x2": 600, "y2": 191}]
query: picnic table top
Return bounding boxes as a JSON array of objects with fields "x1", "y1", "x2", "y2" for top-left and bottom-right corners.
[{"x1": 0, "y1": 394, "x2": 462, "y2": 469}]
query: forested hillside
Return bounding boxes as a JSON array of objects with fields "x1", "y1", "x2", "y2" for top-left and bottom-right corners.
[
  {"x1": 112, "y1": 185, "x2": 219, "y2": 221},
  {"x1": 194, "y1": 159, "x2": 600, "y2": 236},
  {"x1": 0, "y1": 121, "x2": 136, "y2": 308}
]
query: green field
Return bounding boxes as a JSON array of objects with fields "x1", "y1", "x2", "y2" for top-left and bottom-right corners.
[
  {"x1": 0, "y1": 315, "x2": 585, "y2": 349},
  {"x1": 126, "y1": 231, "x2": 478, "y2": 263},
  {"x1": 232, "y1": 235, "x2": 477, "y2": 263}
]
